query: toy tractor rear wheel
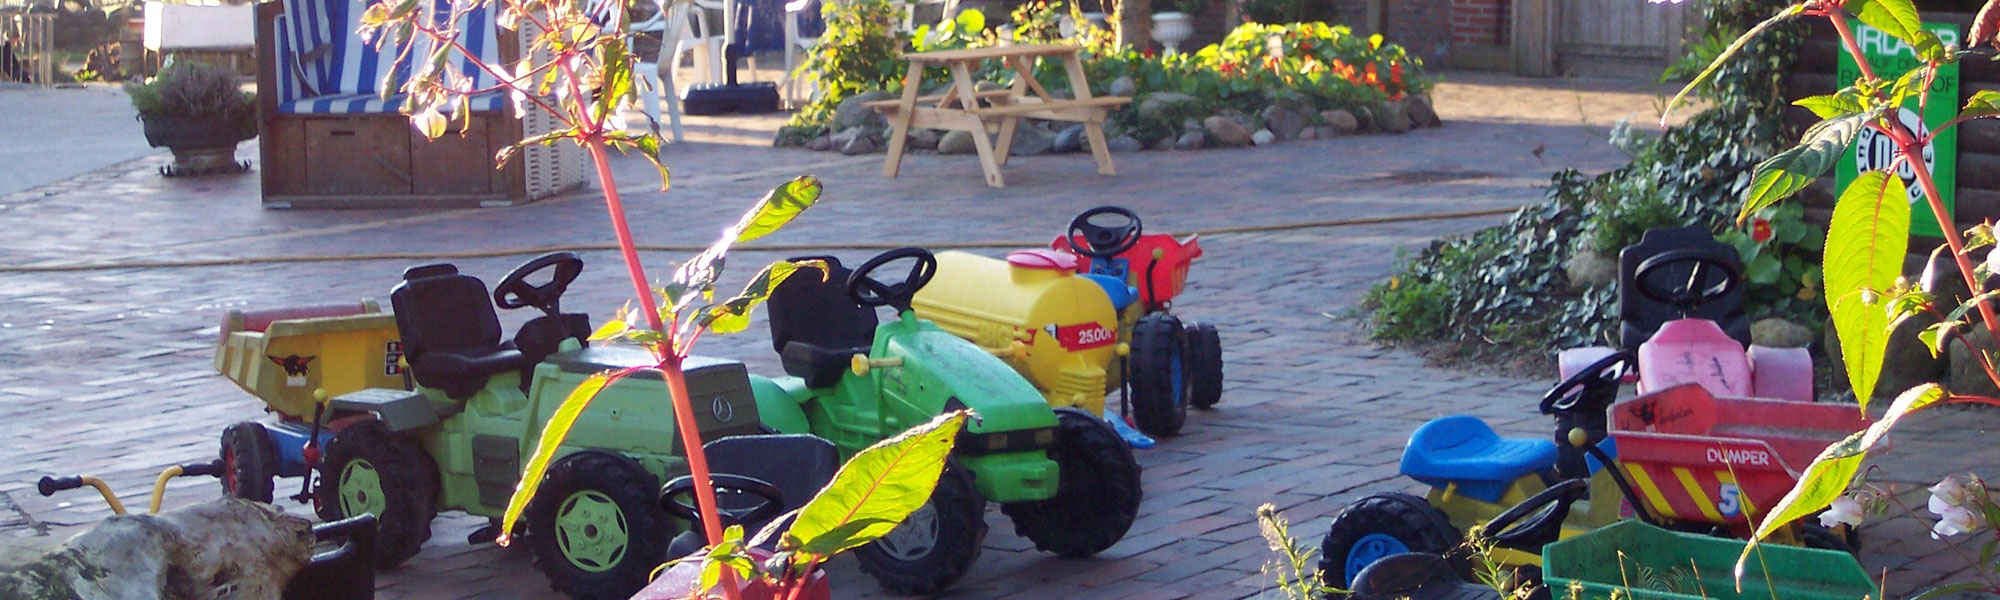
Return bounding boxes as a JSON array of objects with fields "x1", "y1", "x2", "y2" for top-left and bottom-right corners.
[
  {"x1": 1318, "y1": 493, "x2": 1465, "y2": 591},
  {"x1": 219, "y1": 421, "x2": 278, "y2": 503},
  {"x1": 1128, "y1": 313, "x2": 1190, "y2": 437},
  {"x1": 526, "y1": 451, "x2": 671, "y2": 600},
  {"x1": 1001, "y1": 408, "x2": 1142, "y2": 557},
  {"x1": 313, "y1": 419, "x2": 437, "y2": 568},
  {"x1": 856, "y1": 462, "x2": 986, "y2": 594},
  {"x1": 1184, "y1": 321, "x2": 1223, "y2": 409}
]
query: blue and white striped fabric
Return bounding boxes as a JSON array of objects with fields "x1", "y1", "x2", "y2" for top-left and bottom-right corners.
[
  {"x1": 277, "y1": 0, "x2": 505, "y2": 114},
  {"x1": 272, "y1": 14, "x2": 303, "y2": 105}
]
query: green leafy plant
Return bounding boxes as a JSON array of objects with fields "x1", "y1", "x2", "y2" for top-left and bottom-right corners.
[
  {"x1": 1254, "y1": 504, "x2": 1343, "y2": 599},
  {"x1": 1660, "y1": 27, "x2": 1737, "y2": 83},
  {"x1": 779, "y1": 0, "x2": 910, "y2": 141},
  {"x1": 1362, "y1": 274, "x2": 1450, "y2": 342},
  {"x1": 676, "y1": 411, "x2": 969, "y2": 599},
  {"x1": 123, "y1": 60, "x2": 255, "y2": 122},
  {"x1": 1582, "y1": 175, "x2": 1679, "y2": 255},
  {"x1": 1153, "y1": 0, "x2": 1203, "y2": 16},
  {"x1": 1235, "y1": 0, "x2": 1340, "y2": 25}
]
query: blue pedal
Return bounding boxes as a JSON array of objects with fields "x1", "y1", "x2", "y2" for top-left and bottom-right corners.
[{"x1": 1108, "y1": 413, "x2": 1156, "y2": 449}]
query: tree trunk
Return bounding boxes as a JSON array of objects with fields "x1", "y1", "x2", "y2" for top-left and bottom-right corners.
[
  {"x1": 1115, "y1": 0, "x2": 1153, "y2": 51},
  {"x1": 0, "y1": 499, "x2": 314, "y2": 600}
]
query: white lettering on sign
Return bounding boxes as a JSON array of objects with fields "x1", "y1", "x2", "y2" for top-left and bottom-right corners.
[
  {"x1": 1706, "y1": 447, "x2": 1772, "y2": 467},
  {"x1": 1856, "y1": 25, "x2": 1961, "y2": 57},
  {"x1": 1855, "y1": 108, "x2": 1934, "y2": 206}
]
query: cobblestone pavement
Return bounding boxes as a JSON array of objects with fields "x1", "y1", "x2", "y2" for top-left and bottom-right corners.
[{"x1": 0, "y1": 72, "x2": 1994, "y2": 599}]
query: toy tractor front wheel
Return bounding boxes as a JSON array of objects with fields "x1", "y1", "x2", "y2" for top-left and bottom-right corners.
[
  {"x1": 1318, "y1": 493, "x2": 1464, "y2": 590},
  {"x1": 1001, "y1": 408, "x2": 1142, "y2": 557},
  {"x1": 1128, "y1": 313, "x2": 1190, "y2": 437},
  {"x1": 219, "y1": 421, "x2": 278, "y2": 503},
  {"x1": 856, "y1": 462, "x2": 986, "y2": 594},
  {"x1": 1184, "y1": 321, "x2": 1223, "y2": 409},
  {"x1": 526, "y1": 451, "x2": 671, "y2": 600},
  {"x1": 313, "y1": 420, "x2": 437, "y2": 568}
]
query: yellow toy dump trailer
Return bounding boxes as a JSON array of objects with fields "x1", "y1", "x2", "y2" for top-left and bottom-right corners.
[
  {"x1": 912, "y1": 249, "x2": 1165, "y2": 446},
  {"x1": 215, "y1": 300, "x2": 404, "y2": 420}
]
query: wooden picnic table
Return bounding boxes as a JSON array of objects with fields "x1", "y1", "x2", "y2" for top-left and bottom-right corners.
[{"x1": 868, "y1": 44, "x2": 1130, "y2": 188}]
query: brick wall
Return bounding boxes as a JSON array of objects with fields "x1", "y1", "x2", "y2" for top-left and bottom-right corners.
[
  {"x1": 1383, "y1": 0, "x2": 1453, "y2": 63},
  {"x1": 1451, "y1": 0, "x2": 1509, "y2": 45}
]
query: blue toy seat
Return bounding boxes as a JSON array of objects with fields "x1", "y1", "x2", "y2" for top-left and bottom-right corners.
[
  {"x1": 1081, "y1": 273, "x2": 1138, "y2": 312},
  {"x1": 1400, "y1": 415, "x2": 1560, "y2": 503}
]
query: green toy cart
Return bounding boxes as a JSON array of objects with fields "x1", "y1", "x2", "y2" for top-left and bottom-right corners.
[{"x1": 1543, "y1": 521, "x2": 1875, "y2": 600}]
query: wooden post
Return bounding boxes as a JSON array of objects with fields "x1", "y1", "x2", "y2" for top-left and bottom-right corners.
[
  {"x1": 1116, "y1": 0, "x2": 1151, "y2": 51},
  {"x1": 1511, "y1": 0, "x2": 1557, "y2": 77}
]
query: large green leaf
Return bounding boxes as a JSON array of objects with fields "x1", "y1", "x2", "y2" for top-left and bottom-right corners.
[
  {"x1": 1738, "y1": 384, "x2": 1943, "y2": 577},
  {"x1": 698, "y1": 260, "x2": 825, "y2": 335},
  {"x1": 498, "y1": 367, "x2": 646, "y2": 545},
  {"x1": 1793, "y1": 90, "x2": 1866, "y2": 120},
  {"x1": 779, "y1": 411, "x2": 968, "y2": 558},
  {"x1": 1965, "y1": 89, "x2": 2000, "y2": 121},
  {"x1": 1738, "y1": 110, "x2": 1878, "y2": 223},
  {"x1": 730, "y1": 176, "x2": 824, "y2": 244},
  {"x1": 1847, "y1": 0, "x2": 1932, "y2": 56},
  {"x1": 1824, "y1": 170, "x2": 1911, "y2": 408},
  {"x1": 1663, "y1": 3, "x2": 1805, "y2": 123}
]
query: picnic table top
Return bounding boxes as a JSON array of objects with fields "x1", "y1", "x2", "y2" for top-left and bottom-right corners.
[{"x1": 901, "y1": 44, "x2": 1084, "y2": 62}]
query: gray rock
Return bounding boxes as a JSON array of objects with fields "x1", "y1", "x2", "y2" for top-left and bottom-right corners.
[
  {"x1": 1251, "y1": 129, "x2": 1276, "y2": 146},
  {"x1": 1949, "y1": 326, "x2": 2000, "y2": 398},
  {"x1": 1204, "y1": 116, "x2": 1252, "y2": 147},
  {"x1": 1108, "y1": 75, "x2": 1136, "y2": 98},
  {"x1": 1174, "y1": 130, "x2": 1205, "y2": 150},
  {"x1": 1750, "y1": 318, "x2": 1814, "y2": 349},
  {"x1": 1297, "y1": 127, "x2": 1318, "y2": 141},
  {"x1": 1010, "y1": 125, "x2": 1055, "y2": 156},
  {"x1": 1182, "y1": 119, "x2": 1204, "y2": 134},
  {"x1": 1053, "y1": 125, "x2": 1086, "y2": 153},
  {"x1": 1259, "y1": 105, "x2": 1308, "y2": 140},
  {"x1": 907, "y1": 128, "x2": 941, "y2": 150},
  {"x1": 1830, "y1": 313, "x2": 1951, "y2": 400},
  {"x1": 1377, "y1": 101, "x2": 1412, "y2": 133},
  {"x1": 0, "y1": 499, "x2": 315, "y2": 600},
  {"x1": 976, "y1": 80, "x2": 1007, "y2": 92},
  {"x1": 833, "y1": 127, "x2": 881, "y2": 155},
  {"x1": 1138, "y1": 92, "x2": 1201, "y2": 120},
  {"x1": 1315, "y1": 125, "x2": 1338, "y2": 139},
  {"x1": 1408, "y1": 95, "x2": 1442, "y2": 127},
  {"x1": 805, "y1": 135, "x2": 834, "y2": 151},
  {"x1": 834, "y1": 90, "x2": 895, "y2": 130},
  {"x1": 939, "y1": 130, "x2": 977, "y2": 154},
  {"x1": 1328, "y1": 110, "x2": 1360, "y2": 134},
  {"x1": 1217, "y1": 109, "x2": 1255, "y2": 132},
  {"x1": 1106, "y1": 135, "x2": 1144, "y2": 153},
  {"x1": 1052, "y1": 89, "x2": 1074, "y2": 100},
  {"x1": 1563, "y1": 250, "x2": 1617, "y2": 291},
  {"x1": 1149, "y1": 135, "x2": 1176, "y2": 151}
]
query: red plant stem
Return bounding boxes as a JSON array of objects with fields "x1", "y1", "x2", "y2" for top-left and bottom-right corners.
[
  {"x1": 1829, "y1": 9, "x2": 1879, "y2": 83},
  {"x1": 584, "y1": 140, "x2": 739, "y2": 600}
]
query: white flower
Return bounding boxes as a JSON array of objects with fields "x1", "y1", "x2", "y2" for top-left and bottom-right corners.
[
  {"x1": 1930, "y1": 476, "x2": 1971, "y2": 516},
  {"x1": 1933, "y1": 505, "x2": 1983, "y2": 538},
  {"x1": 1820, "y1": 497, "x2": 1865, "y2": 528},
  {"x1": 1987, "y1": 248, "x2": 2000, "y2": 278}
]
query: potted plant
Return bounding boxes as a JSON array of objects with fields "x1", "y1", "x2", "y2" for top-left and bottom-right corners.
[
  {"x1": 1151, "y1": 0, "x2": 1202, "y2": 54},
  {"x1": 125, "y1": 59, "x2": 256, "y2": 175}
]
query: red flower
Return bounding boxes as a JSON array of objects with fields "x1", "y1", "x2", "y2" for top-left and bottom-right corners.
[
  {"x1": 1750, "y1": 218, "x2": 1773, "y2": 243},
  {"x1": 1142, "y1": 47, "x2": 1156, "y2": 59},
  {"x1": 1391, "y1": 62, "x2": 1404, "y2": 83},
  {"x1": 1300, "y1": 39, "x2": 1315, "y2": 52}
]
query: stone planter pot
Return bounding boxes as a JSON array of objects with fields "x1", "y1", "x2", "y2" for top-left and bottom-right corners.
[
  {"x1": 139, "y1": 113, "x2": 254, "y2": 175},
  {"x1": 1152, "y1": 12, "x2": 1194, "y2": 54}
]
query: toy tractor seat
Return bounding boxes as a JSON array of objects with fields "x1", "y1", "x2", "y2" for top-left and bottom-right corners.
[
  {"x1": 1081, "y1": 273, "x2": 1139, "y2": 312},
  {"x1": 767, "y1": 256, "x2": 877, "y2": 388},
  {"x1": 390, "y1": 264, "x2": 533, "y2": 399},
  {"x1": 662, "y1": 435, "x2": 841, "y2": 560},
  {"x1": 1618, "y1": 226, "x2": 1750, "y2": 350},
  {"x1": 1400, "y1": 416, "x2": 1560, "y2": 503}
]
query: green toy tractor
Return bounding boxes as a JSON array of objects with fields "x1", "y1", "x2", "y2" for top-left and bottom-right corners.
[
  {"x1": 259, "y1": 253, "x2": 763, "y2": 600},
  {"x1": 749, "y1": 248, "x2": 1146, "y2": 595}
]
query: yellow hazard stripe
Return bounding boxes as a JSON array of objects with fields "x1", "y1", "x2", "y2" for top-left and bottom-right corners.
[
  {"x1": 1674, "y1": 467, "x2": 1725, "y2": 523},
  {"x1": 1716, "y1": 471, "x2": 1754, "y2": 520},
  {"x1": 1623, "y1": 464, "x2": 1680, "y2": 520}
]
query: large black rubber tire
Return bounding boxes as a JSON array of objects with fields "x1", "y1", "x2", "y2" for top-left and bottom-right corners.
[
  {"x1": 1128, "y1": 313, "x2": 1190, "y2": 437},
  {"x1": 313, "y1": 420, "x2": 437, "y2": 568},
  {"x1": 219, "y1": 421, "x2": 278, "y2": 504},
  {"x1": 1001, "y1": 408, "x2": 1142, "y2": 558},
  {"x1": 855, "y1": 463, "x2": 986, "y2": 594},
  {"x1": 1799, "y1": 521, "x2": 1858, "y2": 556},
  {"x1": 1318, "y1": 493, "x2": 1463, "y2": 590},
  {"x1": 525, "y1": 451, "x2": 672, "y2": 600},
  {"x1": 1184, "y1": 321, "x2": 1224, "y2": 409}
]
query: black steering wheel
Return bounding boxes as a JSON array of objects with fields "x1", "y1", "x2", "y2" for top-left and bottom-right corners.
[
  {"x1": 494, "y1": 252, "x2": 583, "y2": 315},
  {"x1": 660, "y1": 474, "x2": 787, "y2": 529},
  {"x1": 847, "y1": 247, "x2": 938, "y2": 312},
  {"x1": 1633, "y1": 249, "x2": 1742, "y2": 312},
  {"x1": 1065, "y1": 206, "x2": 1143, "y2": 259},
  {"x1": 1485, "y1": 478, "x2": 1591, "y2": 551},
  {"x1": 1542, "y1": 351, "x2": 1633, "y2": 415}
]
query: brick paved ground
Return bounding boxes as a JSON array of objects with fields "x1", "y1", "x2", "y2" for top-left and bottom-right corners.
[{"x1": 1, "y1": 72, "x2": 1994, "y2": 599}]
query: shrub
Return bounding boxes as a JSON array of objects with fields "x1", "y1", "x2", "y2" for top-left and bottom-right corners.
[{"x1": 124, "y1": 60, "x2": 255, "y2": 121}]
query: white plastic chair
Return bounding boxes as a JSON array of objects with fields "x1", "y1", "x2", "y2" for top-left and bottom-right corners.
[
  {"x1": 687, "y1": 0, "x2": 732, "y2": 84},
  {"x1": 635, "y1": 0, "x2": 700, "y2": 142},
  {"x1": 778, "y1": 0, "x2": 818, "y2": 108}
]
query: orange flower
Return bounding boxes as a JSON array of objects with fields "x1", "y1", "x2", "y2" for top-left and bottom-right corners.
[
  {"x1": 1391, "y1": 62, "x2": 1404, "y2": 83},
  {"x1": 1300, "y1": 39, "x2": 1315, "y2": 52}
]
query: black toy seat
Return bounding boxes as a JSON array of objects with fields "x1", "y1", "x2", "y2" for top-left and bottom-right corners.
[
  {"x1": 766, "y1": 256, "x2": 877, "y2": 388},
  {"x1": 390, "y1": 264, "x2": 533, "y2": 399},
  {"x1": 1617, "y1": 226, "x2": 1750, "y2": 350},
  {"x1": 663, "y1": 434, "x2": 841, "y2": 559}
]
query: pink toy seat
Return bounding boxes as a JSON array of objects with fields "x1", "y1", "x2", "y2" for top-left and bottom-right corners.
[
  {"x1": 1638, "y1": 319, "x2": 1750, "y2": 397},
  {"x1": 1007, "y1": 249, "x2": 1080, "y2": 271}
]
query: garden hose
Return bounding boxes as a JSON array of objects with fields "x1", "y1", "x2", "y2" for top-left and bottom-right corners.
[{"x1": 0, "y1": 206, "x2": 1518, "y2": 273}]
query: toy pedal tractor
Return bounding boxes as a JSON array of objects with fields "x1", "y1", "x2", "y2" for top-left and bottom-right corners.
[
  {"x1": 212, "y1": 253, "x2": 767, "y2": 600},
  {"x1": 1052, "y1": 206, "x2": 1224, "y2": 419},
  {"x1": 750, "y1": 247, "x2": 1144, "y2": 595}
]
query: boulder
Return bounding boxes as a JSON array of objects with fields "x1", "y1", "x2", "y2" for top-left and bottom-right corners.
[
  {"x1": 1175, "y1": 130, "x2": 1205, "y2": 150},
  {"x1": 1009, "y1": 125, "x2": 1055, "y2": 156},
  {"x1": 1750, "y1": 318, "x2": 1814, "y2": 349},
  {"x1": 1297, "y1": 127, "x2": 1318, "y2": 141},
  {"x1": 833, "y1": 90, "x2": 895, "y2": 130},
  {"x1": 939, "y1": 130, "x2": 977, "y2": 154},
  {"x1": 1828, "y1": 314, "x2": 1951, "y2": 400},
  {"x1": 1408, "y1": 95, "x2": 1443, "y2": 127},
  {"x1": 1204, "y1": 116, "x2": 1253, "y2": 147},
  {"x1": 1106, "y1": 135, "x2": 1144, "y2": 153},
  {"x1": 1108, "y1": 75, "x2": 1136, "y2": 98},
  {"x1": 907, "y1": 128, "x2": 941, "y2": 150},
  {"x1": 1259, "y1": 105, "x2": 1308, "y2": 140},
  {"x1": 805, "y1": 135, "x2": 834, "y2": 152},
  {"x1": 1377, "y1": 101, "x2": 1412, "y2": 133},
  {"x1": 1251, "y1": 129, "x2": 1276, "y2": 146},
  {"x1": 832, "y1": 127, "x2": 881, "y2": 155},
  {"x1": 1315, "y1": 125, "x2": 1339, "y2": 139},
  {"x1": 0, "y1": 499, "x2": 314, "y2": 600},
  {"x1": 1150, "y1": 135, "x2": 1176, "y2": 151},
  {"x1": 1053, "y1": 125, "x2": 1086, "y2": 153},
  {"x1": 1138, "y1": 92, "x2": 1201, "y2": 120},
  {"x1": 1183, "y1": 119, "x2": 1203, "y2": 134},
  {"x1": 1321, "y1": 109, "x2": 1359, "y2": 134}
]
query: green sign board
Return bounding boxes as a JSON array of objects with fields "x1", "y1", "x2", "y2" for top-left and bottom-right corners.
[{"x1": 1834, "y1": 19, "x2": 1961, "y2": 237}]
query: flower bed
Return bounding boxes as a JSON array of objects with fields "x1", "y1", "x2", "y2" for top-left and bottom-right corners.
[{"x1": 776, "y1": 1, "x2": 1439, "y2": 155}]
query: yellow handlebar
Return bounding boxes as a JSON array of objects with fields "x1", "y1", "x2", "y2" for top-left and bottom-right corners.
[
  {"x1": 850, "y1": 354, "x2": 905, "y2": 376},
  {"x1": 147, "y1": 466, "x2": 186, "y2": 515},
  {"x1": 84, "y1": 477, "x2": 129, "y2": 515}
]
